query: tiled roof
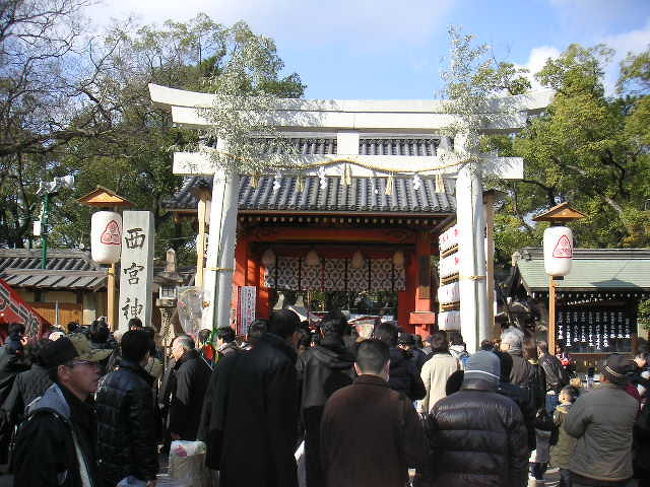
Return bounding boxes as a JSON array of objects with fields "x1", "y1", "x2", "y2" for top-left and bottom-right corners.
[
  {"x1": 358, "y1": 138, "x2": 440, "y2": 156},
  {"x1": 248, "y1": 137, "x2": 442, "y2": 156},
  {"x1": 0, "y1": 249, "x2": 107, "y2": 290},
  {"x1": 164, "y1": 175, "x2": 456, "y2": 215},
  {"x1": 252, "y1": 138, "x2": 337, "y2": 155},
  {"x1": 515, "y1": 248, "x2": 650, "y2": 292}
]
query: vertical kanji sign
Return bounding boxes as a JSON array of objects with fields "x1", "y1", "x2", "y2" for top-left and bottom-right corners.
[{"x1": 118, "y1": 211, "x2": 155, "y2": 330}]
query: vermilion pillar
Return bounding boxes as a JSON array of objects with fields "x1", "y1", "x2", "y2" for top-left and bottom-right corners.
[{"x1": 409, "y1": 231, "x2": 436, "y2": 336}]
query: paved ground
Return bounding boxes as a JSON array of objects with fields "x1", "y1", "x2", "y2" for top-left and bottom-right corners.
[
  {"x1": 528, "y1": 468, "x2": 561, "y2": 487},
  {"x1": 0, "y1": 462, "x2": 563, "y2": 487}
]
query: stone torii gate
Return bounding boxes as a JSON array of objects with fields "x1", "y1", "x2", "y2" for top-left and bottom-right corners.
[{"x1": 149, "y1": 84, "x2": 552, "y2": 351}]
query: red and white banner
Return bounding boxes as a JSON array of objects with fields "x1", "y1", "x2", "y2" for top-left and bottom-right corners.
[{"x1": 0, "y1": 279, "x2": 49, "y2": 337}]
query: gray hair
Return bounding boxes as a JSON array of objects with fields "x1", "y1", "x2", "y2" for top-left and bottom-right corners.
[
  {"x1": 501, "y1": 327, "x2": 524, "y2": 350},
  {"x1": 173, "y1": 335, "x2": 195, "y2": 351}
]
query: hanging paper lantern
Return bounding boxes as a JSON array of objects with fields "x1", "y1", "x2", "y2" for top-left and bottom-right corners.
[
  {"x1": 351, "y1": 250, "x2": 365, "y2": 269},
  {"x1": 543, "y1": 226, "x2": 573, "y2": 276},
  {"x1": 261, "y1": 248, "x2": 276, "y2": 267},
  {"x1": 305, "y1": 249, "x2": 320, "y2": 266},
  {"x1": 91, "y1": 211, "x2": 122, "y2": 264},
  {"x1": 392, "y1": 250, "x2": 405, "y2": 268}
]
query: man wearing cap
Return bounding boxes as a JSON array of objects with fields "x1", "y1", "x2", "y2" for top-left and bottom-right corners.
[
  {"x1": 564, "y1": 354, "x2": 638, "y2": 487},
  {"x1": 12, "y1": 334, "x2": 112, "y2": 487},
  {"x1": 424, "y1": 350, "x2": 528, "y2": 486}
]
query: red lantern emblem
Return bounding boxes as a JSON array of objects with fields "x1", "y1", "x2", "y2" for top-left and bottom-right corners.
[
  {"x1": 552, "y1": 234, "x2": 572, "y2": 259},
  {"x1": 100, "y1": 220, "x2": 121, "y2": 245}
]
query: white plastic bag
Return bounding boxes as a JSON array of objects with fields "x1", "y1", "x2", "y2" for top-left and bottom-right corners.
[
  {"x1": 295, "y1": 440, "x2": 306, "y2": 487},
  {"x1": 169, "y1": 440, "x2": 210, "y2": 487}
]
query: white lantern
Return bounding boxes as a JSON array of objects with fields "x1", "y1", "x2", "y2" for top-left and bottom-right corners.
[
  {"x1": 91, "y1": 211, "x2": 122, "y2": 264},
  {"x1": 543, "y1": 226, "x2": 573, "y2": 276}
]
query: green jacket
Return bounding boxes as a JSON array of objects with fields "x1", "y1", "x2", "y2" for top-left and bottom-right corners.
[
  {"x1": 551, "y1": 403, "x2": 576, "y2": 469},
  {"x1": 564, "y1": 383, "x2": 638, "y2": 481}
]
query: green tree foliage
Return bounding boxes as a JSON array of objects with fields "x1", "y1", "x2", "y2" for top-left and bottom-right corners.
[
  {"x1": 0, "y1": 6, "x2": 305, "y2": 263},
  {"x1": 486, "y1": 44, "x2": 650, "y2": 262},
  {"x1": 0, "y1": 0, "x2": 115, "y2": 248}
]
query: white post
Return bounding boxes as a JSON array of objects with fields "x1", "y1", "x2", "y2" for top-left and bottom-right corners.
[
  {"x1": 214, "y1": 170, "x2": 240, "y2": 329},
  {"x1": 456, "y1": 136, "x2": 490, "y2": 352}
]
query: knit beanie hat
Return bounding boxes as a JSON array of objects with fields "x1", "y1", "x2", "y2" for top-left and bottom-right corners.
[{"x1": 463, "y1": 351, "x2": 501, "y2": 386}]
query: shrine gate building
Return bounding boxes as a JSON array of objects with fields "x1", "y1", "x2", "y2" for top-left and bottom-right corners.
[{"x1": 151, "y1": 85, "x2": 552, "y2": 342}]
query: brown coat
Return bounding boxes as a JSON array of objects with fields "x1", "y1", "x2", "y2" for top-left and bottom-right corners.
[{"x1": 321, "y1": 374, "x2": 426, "y2": 487}]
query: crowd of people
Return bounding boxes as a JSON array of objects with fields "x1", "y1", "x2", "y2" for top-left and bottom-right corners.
[{"x1": 0, "y1": 312, "x2": 648, "y2": 487}]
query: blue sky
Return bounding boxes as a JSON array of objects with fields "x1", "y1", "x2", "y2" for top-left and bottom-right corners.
[{"x1": 92, "y1": 0, "x2": 650, "y2": 99}]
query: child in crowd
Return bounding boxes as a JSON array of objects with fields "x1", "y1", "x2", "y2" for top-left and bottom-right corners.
[{"x1": 552, "y1": 385, "x2": 580, "y2": 487}]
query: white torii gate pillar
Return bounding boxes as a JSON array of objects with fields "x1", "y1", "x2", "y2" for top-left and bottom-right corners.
[
  {"x1": 456, "y1": 160, "x2": 490, "y2": 352},
  {"x1": 201, "y1": 153, "x2": 240, "y2": 329}
]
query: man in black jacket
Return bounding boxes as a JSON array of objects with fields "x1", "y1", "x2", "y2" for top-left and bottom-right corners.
[
  {"x1": 12, "y1": 334, "x2": 112, "y2": 487},
  {"x1": 500, "y1": 328, "x2": 545, "y2": 414},
  {"x1": 296, "y1": 318, "x2": 355, "y2": 487},
  {"x1": 537, "y1": 340, "x2": 568, "y2": 413},
  {"x1": 218, "y1": 309, "x2": 301, "y2": 487},
  {"x1": 494, "y1": 350, "x2": 536, "y2": 452},
  {"x1": 424, "y1": 351, "x2": 528, "y2": 487},
  {"x1": 374, "y1": 323, "x2": 426, "y2": 401},
  {"x1": 95, "y1": 330, "x2": 158, "y2": 487},
  {"x1": 168, "y1": 334, "x2": 211, "y2": 441}
]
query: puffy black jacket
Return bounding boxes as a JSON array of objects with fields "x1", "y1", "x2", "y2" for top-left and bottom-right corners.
[
  {"x1": 388, "y1": 347, "x2": 426, "y2": 401},
  {"x1": 539, "y1": 353, "x2": 568, "y2": 393},
  {"x1": 95, "y1": 360, "x2": 158, "y2": 486},
  {"x1": 424, "y1": 378, "x2": 529, "y2": 487}
]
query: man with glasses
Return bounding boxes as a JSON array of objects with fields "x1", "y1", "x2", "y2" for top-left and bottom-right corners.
[{"x1": 12, "y1": 334, "x2": 112, "y2": 487}]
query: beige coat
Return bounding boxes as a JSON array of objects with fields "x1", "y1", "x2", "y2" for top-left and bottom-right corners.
[
  {"x1": 420, "y1": 353, "x2": 459, "y2": 413},
  {"x1": 564, "y1": 383, "x2": 638, "y2": 481}
]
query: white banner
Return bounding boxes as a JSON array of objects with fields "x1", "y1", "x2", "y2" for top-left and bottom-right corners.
[{"x1": 118, "y1": 211, "x2": 155, "y2": 331}]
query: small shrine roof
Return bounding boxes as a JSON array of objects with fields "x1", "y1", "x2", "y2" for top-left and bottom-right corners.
[
  {"x1": 164, "y1": 174, "x2": 456, "y2": 216},
  {"x1": 0, "y1": 249, "x2": 107, "y2": 290},
  {"x1": 513, "y1": 247, "x2": 650, "y2": 293}
]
